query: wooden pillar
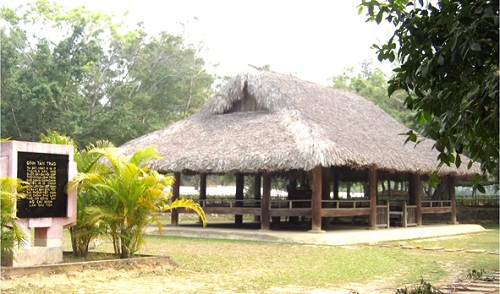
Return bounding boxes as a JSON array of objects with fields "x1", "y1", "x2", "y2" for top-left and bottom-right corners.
[
  {"x1": 199, "y1": 174, "x2": 207, "y2": 205},
  {"x1": 171, "y1": 172, "x2": 180, "y2": 226},
  {"x1": 261, "y1": 174, "x2": 271, "y2": 230},
  {"x1": 322, "y1": 167, "x2": 331, "y2": 228},
  {"x1": 332, "y1": 167, "x2": 339, "y2": 200},
  {"x1": 199, "y1": 173, "x2": 207, "y2": 224},
  {"x1": 410, "y1": 173, "x2": 423, "y2": 226},
  {"x1": 368, "y1": 168, "x2": 377, "y2": 229},
  {"x1": 322, "y1": 167, "x2": 331, "y2": 200},
  {"x1": 448, "y1": 175, "x2": 458, "y2": 224},
  {"x1": 235, "y1": 173, "x2": 244, "y2": 225},
  {"x1": 408, "y1": 174, "x2": 415, "y2": 205},
  {"x1": 309, "y1": 166, "x2": 324, "y2": 232},
  {"x1": 254, "y1": 174, "x2": 261, "y2": 222}
]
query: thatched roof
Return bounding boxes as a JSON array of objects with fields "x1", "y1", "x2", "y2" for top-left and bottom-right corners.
[{"x1": 120, "y1": 68, "x2": 480, "y2": 178}]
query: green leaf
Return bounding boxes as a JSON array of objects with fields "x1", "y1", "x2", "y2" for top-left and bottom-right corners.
[
  {"x1": 376, "y1": 10, "x2": 384, "y2": 24},
  {"x1": 470, "y1": 42, "x2": 481, "y2": 51},
  {"x1": 455, "y1": 154, "x2": 461, "y2": 168},
  {"x1": 417, "y1": 112, "x2": 425, "y2": 125},
  {"x1": 423, "y1": 111, "x2": 433, "y2": 121},
  {"x1": 388, "y1": 51, "x2": 396, "y2": 62},
  {"x1": 427, "y1": 172, "x2": 439, "y2": 188},
  {"x1": 404, "y1": 130, "x2": 418, "y2": 143}
]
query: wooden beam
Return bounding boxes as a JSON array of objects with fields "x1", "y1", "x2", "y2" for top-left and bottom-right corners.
[
  {"x1": 171, "y1": 172, "x2": 180, "y2": 226},
  {"x1": 368, "y1": 168, "x2": 377, "y2": 229},
  {"x1": 235, "y1": 173, "x2": 244, "y2": 225},
  {"x1": 448, "y1": 176, "x2": 458, "y2": 224},
  {"x1": 321, "y1": 208, "x2": 371, "y2": 217},
  {"x1": 261, "y1": 174, "x2": 271, "y2": 230},
  {"x1": 309, "y1": 166, "x2": 324, "y2": 232}
]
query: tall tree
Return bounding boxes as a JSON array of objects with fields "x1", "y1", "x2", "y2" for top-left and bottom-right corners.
[
  {"x1": 359, "y1": 0, "x2": 499, "y2": 179},
  {"x1": 1, "y1": 0, "x2": 215, "y2": 147}
]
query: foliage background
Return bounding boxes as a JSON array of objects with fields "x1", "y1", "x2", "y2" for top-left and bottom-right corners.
[{"x1": 1, "y1": 0, "x2": 215, "y2": 148}]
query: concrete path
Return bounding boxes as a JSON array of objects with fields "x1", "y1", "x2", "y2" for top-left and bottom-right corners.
[{"x1": 145, "y1": 224, "x2": 486, "y2": 246}]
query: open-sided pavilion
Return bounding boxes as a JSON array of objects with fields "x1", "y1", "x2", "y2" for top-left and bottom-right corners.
[{"x1": 120, "y1": 68, "x2": 480, "y2": 232}]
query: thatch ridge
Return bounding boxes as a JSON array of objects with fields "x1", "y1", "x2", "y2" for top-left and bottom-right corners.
[{"x1": 120, "y1": 68, "x2": 480, "y2": 178}]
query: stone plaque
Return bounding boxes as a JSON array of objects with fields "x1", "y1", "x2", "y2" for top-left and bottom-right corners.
[{"x1": 17, "y1": 152, "x2": 69, "y2": 218}]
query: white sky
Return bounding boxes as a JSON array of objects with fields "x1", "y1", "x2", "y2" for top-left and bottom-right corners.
[{"x1": 17, "y1": 0, "x2": 395, "y2": 85}]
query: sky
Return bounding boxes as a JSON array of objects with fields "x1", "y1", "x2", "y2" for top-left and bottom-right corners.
[{"x1": 20, "y1": 0, "x2": 395, "y2": 85}]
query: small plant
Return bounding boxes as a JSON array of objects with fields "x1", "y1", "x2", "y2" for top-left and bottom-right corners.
[
  {"x1": 395, "y1": 278, "x2": 443, "y2": 294},
  {"x1": 1, "y1": 177, "x2": 28, "y2": 256},
  {"x1": 466, "y1": 269, "x2": 485, "y2": 280},
  {"x1": 71, "y1": 146, "x2": 207, "y2": 258}
]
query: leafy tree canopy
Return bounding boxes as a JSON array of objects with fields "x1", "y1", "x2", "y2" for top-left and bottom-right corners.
[
  {"x1": 1, "y1": 0, "x2": 215, "y2": 148},
  {"x1": 330, "y1": 60, "x2": 417, "y2": 129},
  {"x1": 359, "y1": 0, "x2": 499, "y2": 179}
]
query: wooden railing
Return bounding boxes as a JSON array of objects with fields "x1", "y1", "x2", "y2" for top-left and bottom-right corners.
[
  {"x1": 270, "y1": 199, "x2": 311, "y2": 209},
  {"x1": 403, "y1": 202, "x2": 417, "y2": 227},
  {"x1": 199, "y1": 199, "x2": 261, "y2": 208},
  {"x1": 321, "y1": 200, "x2": 371, "y2": 209},
  {"x1": 376, "y1": 205, "x2": 389, "y2": 228},
  {"x1": 197, "y1": 198, "x2": 374, "y2": 210}
]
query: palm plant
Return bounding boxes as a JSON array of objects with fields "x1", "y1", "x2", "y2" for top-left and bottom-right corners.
[
  {"x1": 40, "y1": 131, "x2": 114, "y2": 257},
  {"x1": 1, "y1": 177, "x2": 28, "y2": 255},
  {"x1": 71, "y1": 146, "x2": 206, "y2": 258}
]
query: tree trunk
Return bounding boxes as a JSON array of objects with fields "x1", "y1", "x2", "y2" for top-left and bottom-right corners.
[{"x1": 431, "y1": 178, "x2": 449, "y2": 200}]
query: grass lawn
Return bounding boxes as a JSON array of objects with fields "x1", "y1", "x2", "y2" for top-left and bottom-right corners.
[{"x1": 2, "y1": 225, "x2": 498, "y2": 293}]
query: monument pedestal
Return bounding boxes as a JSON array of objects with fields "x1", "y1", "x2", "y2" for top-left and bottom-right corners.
[
  {"x1": 2, "y1": 246, "x2": 63, "y2": 267},
  {"x1": 1, "y1": 141, "x2": 77, "y2": 267}
]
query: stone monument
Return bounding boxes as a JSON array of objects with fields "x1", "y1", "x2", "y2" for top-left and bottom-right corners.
[{"x1": 1, "y1": 141, "x2": 77, "y2": 267}]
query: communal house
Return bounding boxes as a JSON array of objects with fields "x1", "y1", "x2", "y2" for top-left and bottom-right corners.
[{"x1": 120, "y1": 68, "x2": 480, "y2": 232}]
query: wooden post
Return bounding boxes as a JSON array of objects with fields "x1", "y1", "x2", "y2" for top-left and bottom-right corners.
[
  {"x1": 322, "y1": 167, "x2": 331, "y2": 200},
  {"x1": 235, "y1": 173, "x2": 244, "y2": 225},
  {"x1": 309, "y1": 166, "x2": 324, "y2": 232},
  {"x1": 254, "y1": 174, "x2": 261, "y2": 222},
  {"x1": 261, "y1": 174, "x2": 271, "y2": 230},
  {"x1": 171, "y1": 172, "x2": 180, "y2": 226},
  {"x1": 322, "y1": 167, "x2": 331, "y2": 228},
  {"x1": 408, "y1": 173, "x2": 415, "y2": 205},
  {"x1": 368, "y1": 168, "x2": 377, "y2": 229},
  {"x1": 403, "y1": 202, "x2": 407, "y2": 228},
  {"x1": 411, "y1": 173, "x2": 423, "y2": 226},
  {"x1": 199, "y1": 174, "x2": 207, "y2": 206},
  {"x1": 448, "y1": 176, "x2": 458, "y2": 224},
  {"x1": 332, "y1": 167, "x2": 339, "y2": 200},
  {"x1": 199, "y1": 173, "x2": 207, "y2": 224}
]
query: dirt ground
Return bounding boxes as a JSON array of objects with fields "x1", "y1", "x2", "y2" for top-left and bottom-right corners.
[{"x1": 1, "y1": 258, "x2": 393, "y2": 294}]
